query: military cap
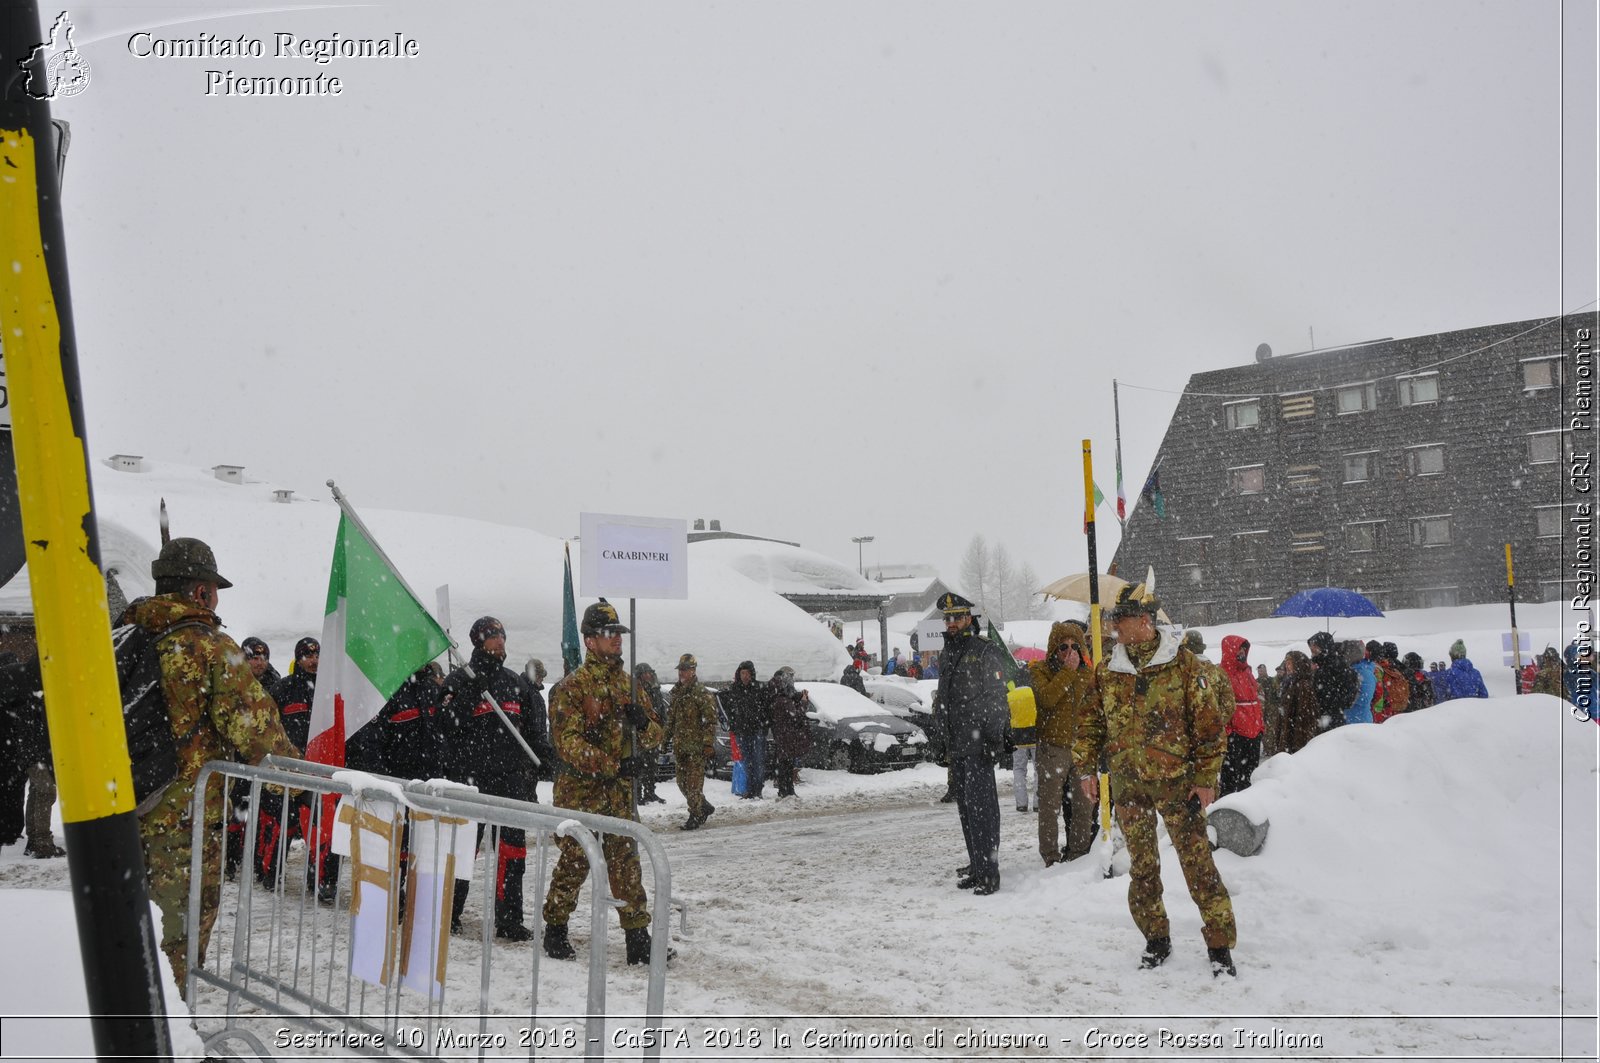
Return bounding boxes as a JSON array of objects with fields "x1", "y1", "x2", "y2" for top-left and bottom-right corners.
[
  {"x1": 677, "y1": 653, "x2": 698, "y2": 671},
  {"x1": 1108, "y1": 582, "x2": 1161, "y2": 620},
  {"x1": 294, "y1": 636, "x2": 320, "y2": 660},
  {"x1": 937, "y1": 592, "x2": 976, "y2": 616},
  {"x1": 634, "y1": 661, "x2": 657, "y2": 679},
  {"x1": 1182, "y1": 630, "x2": 1206, "y2": 654},
  {"x1": 469, "y1": 616, "x2": 505, "y2": 646},
  {"x1": 151, "y1": 536, "x2": 233, "y2": 589},
  {"x1": 580, "y1": 599, "x2": 630, "y2": 636}
]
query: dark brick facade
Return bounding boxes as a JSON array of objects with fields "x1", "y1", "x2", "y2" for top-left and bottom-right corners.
[{"x1": 1112, "y1": 312, "x2": 1597, "y2": 624}]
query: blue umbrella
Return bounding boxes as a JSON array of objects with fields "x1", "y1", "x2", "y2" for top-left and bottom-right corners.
[{"x1": 1272, "y1": 587, "x2": 1384, "y2": 624}]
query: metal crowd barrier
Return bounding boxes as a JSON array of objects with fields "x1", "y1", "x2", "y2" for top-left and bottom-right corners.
[{"x1": 184, "y1": 756, "x2": 672, "y2": 1061}]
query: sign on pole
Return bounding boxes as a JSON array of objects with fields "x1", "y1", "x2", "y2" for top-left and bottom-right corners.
[
  {"x1": 578, "y1": 512, "x2": 689, "y2": 599},
  {"x1": 915, "y1": 616, "x2": 947, "y2": 653}
]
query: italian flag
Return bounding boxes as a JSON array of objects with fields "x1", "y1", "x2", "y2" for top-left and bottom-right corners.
[{"x1": 305, "y1": 513, "x2": 451, "y2": 767}]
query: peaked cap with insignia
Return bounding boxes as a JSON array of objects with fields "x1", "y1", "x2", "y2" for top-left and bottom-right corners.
[{"x1": 937, "y1": 591, "x2": 976, "y2": 616}]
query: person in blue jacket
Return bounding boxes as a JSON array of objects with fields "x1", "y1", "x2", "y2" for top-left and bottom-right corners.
[
  {"x1": 1347, "y1": 641, "x2": 1377, "y2": 724},
  {"x1": 1435, "y1": 640, "x2": 1490, "y2": 702},
  {"x1": 1564, "y1": 640, "x2": 1597, "y2": 722}
]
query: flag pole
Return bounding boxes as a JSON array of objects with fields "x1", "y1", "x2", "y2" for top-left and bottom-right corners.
[
  {"x1": 1506, "y1": 544, "x2": 1523, "y2": 694},
  {"x1": 1113, "y1": 380, "x2": 1126, "y2": 530},
  {"x1": 1083, "y1": 440, "x2": 1116, "y2": 879}
]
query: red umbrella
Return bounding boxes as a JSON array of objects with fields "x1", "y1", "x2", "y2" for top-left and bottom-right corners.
[{"x1": 1012, "y1": 646, "x2": 1046, "y2": 662}]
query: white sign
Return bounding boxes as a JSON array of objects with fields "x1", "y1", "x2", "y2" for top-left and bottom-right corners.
[
  {"x1": 579, "y1": 512, "x2": 688, "y2": 599},
  {"x1": 915, "y1": 617, "x2": 947, "y2": 652},
  {"x1": 1502, "y1": 630, "x2": 1534, "y2": 668}
]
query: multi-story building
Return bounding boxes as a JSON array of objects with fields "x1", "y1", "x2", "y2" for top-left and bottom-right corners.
[{"x1": 1113, "y1": 312, "x2": 1596, "y2": 625}]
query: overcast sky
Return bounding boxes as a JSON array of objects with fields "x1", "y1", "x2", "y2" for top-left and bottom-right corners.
[{"x1": 32, "y1": 1, "x2": 1600, "y2": 592}]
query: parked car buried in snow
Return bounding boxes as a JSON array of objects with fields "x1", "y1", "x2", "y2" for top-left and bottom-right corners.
[{"x1": 794, "y1": 682, "x2": 928, "y2": 773}]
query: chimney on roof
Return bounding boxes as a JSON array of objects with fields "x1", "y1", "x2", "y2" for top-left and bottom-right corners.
[
  {"x1": 709, "y1": 519, "x2": 721, "y2": 531},
  {"x1": 693, "y1": 518, "x2": 705, "y2": 531},
  {"x1": 1255, "y1": 343, "x2": 1273, "y2": 363},
  {"x1": 212, "y1": 464, "x2": 244, "y2": 484},
  {"x1": 107, "y1": 454, "x2": 144, "y2": 473},
  {"x1": 273, "y1": 489, "x2": 294, "y2": 503}
]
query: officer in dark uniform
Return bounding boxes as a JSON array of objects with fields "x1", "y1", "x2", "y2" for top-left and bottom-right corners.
[
  {"x1": 934, "y1": 592, "x2": 1010, "y2": 895},
  {"x1": 440, "y1": 616, "x2": 541, "y2": 940}
]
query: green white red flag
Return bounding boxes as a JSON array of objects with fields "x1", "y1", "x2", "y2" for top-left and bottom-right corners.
[{"x1": 306, "y1": 513, "x2": 451, "y2": 766}]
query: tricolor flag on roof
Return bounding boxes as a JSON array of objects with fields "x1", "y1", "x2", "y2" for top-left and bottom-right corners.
[{"x1": 306, "y1": 512, "x2": 451, "y2": 767}]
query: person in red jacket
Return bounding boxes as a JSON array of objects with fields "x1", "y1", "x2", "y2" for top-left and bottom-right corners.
[{"x1": 1218, "y1": 635, "x2": 1263, "y2": 797}]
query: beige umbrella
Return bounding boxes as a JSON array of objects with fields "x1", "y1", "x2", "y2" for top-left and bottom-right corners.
[
  {"x1": 1039, "y1": 572, "x2": 1130, "y2": 603},
  {"x1": 1040, "y1": 571, "x2": 1170, "y2": 623}
]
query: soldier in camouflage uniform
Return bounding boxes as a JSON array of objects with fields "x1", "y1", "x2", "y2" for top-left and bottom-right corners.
[
  {"x1": 542, "y1": 600, "x2": 666, "y2": 965},
  {"x1": 667, "y1": 653, "x2": 718, "y2": 830},
  {"x1": 133, "y1": 538, "x2": 299, "y2": 987},
  {"x1": 1076, "y1": 581, "x2": 1238, "y2": 977}
]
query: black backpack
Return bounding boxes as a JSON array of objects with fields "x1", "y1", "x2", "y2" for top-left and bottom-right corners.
[{"x1": 114, "y1": 620, "x2": 209, "y2": 816}]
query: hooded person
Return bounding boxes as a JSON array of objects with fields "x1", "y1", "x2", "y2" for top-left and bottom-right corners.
[
  {"x1": 1307, "y1": 631, "x2": 1356, "y2": 732},
  {"x1": 1026, "y1": 621, "x2": 1098, "y2": 865},
  {"x1": 1217, "y1": 635, "x2": 1262, "y2": 796},
  {"x1": 721, "y1": 659, "x2": 770, "y2": 799},
  {"x1": 1563, "y1": 641, "x2": 1597, "y2": 721}
]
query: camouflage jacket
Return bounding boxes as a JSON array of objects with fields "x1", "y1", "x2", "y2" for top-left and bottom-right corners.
[
  {"x1": 1074, "y1": 630, "x2": 1226, "y2": 791},
  {"x1": 1026, "y1": 622, "x2": 1097, "y2": 750},
  {"x1": 666, "y1": 679, "x2": 718, "y2": 759},
  {"x1": 548, "y1": 651, "x2": 664, "y2": 784},
  {"x1": 129, "y1": 594, "x2": 299, "y2": 823}
]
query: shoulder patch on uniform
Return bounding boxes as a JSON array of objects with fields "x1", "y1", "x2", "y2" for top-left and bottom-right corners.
[{"x1": 1197, "y1": 675, "x2": 1209, "y2": 689}]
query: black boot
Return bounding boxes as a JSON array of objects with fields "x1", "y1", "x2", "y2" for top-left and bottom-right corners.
[
  {"x1": 1139, "y1": 936, "x2": 1172, "y2": 969},
  {"x1": 625, "y1": 926, "x2": 673, "y2": 966},
  {"x1": 1208, "y1": 946, "x2": 1236, "y2": 977},
  {"x1": 496, "y1": 922, "x2": 533, "y2": 942},
  {"x1": 543, "y1": 923, "x2": 576, "y2": 960}
]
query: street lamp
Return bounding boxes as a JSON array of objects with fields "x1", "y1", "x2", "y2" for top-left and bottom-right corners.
[{"x1": 851, "y1": 535, "x2": 874, "y2": 649}]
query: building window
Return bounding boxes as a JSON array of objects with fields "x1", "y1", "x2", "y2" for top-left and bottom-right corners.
[
  {"x1": 1346, "y1": 521, "x2": 1387, "y2": 553},
  {"x1": 1290, "y1": 531, "x2": 1325, "y2": 553},
  {"x1": 1224, "y1": 400, "x2": 1261, "y2": 430},
  {"x1": 1230, "y1": 465, "x2": 1265, "y2": 495},
  {"x1": 1343, "y1": 452, "x2": 1377, "y2": 484},
  {"x1": 1187, "y1": 602, "x2": 1214, "y2": 626},
  {"x1": 1279, "y1": 393, "x2": 1316, "y2": 421},
  {"x1": 1540, "y1": 579, "x2": 1578, "y2": 603},
  {"x1": 1237, "y1": 598, "x2": 1275, "y2": 622},
  {"x1": 1286, "y1": 465, "x2": 1322, "y2": 493},
  {"x1": 1398, "y1": 373, "x2": 1440, "y2": 406},
  {"x1": 1410, "y1": 515, "x2": 1452, "y2": 547},
  {"x1": 1536, "y1": 507, "x2": 1565, "y2": 538},
  {"x1": 1406, "y1": 444, "x2": 1445, "y2": 477},
  {"x1": 1416, "y1": 586, "x2": 1459, "y2": 608},
  {"x1": 1523, "y1": 358, "x2": 1563, "y2": 391},
  {"x1": 1335, "y1": 382, "x2": 1377, "y2": 414},
  {"x1": 1233, "y1": 531, "x2": 1270, "y2": 561},
  {"x1": 1177, "y1": 537, "x2": 1211, "y2": 566},
  {"x1": 1528, "y1": 431, "x2": 1563, "y2": 464}
]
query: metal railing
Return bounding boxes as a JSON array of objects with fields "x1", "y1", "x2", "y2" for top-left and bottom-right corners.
[{"x1": 184, "y1": 756, "x2": 671, "y2": 1060}]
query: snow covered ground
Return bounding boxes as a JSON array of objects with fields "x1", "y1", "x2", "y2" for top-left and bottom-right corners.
[{"x1": 2, "y1": 667, "x2": 1595, "y2": 1060}]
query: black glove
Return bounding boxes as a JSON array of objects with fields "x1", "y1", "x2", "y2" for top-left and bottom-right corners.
[
  {"x1": 617, "y1": 753, "x2": 647, "y2": 779},
  {"x1": 624, "y1": 702, "x2": 651, "y2": 730}
]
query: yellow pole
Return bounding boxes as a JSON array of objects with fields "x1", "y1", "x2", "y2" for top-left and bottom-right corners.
[{"x1": 1082, "y1": 441, "x2": 1113, "y2": 858}]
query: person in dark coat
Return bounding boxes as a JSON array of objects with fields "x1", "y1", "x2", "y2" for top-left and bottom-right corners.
[
  {"x1": 934, "y1": 592, "x2": 1009, "y2": 896},
  {"x1": 722, "y1": 660, "x2": 770, "y2": 799},
  {"x1": 632, "y1": 663, "x2": 668, "y2": 804},
  {"x1": 1401, "y1": 652, "x2": 1437, "y2": 711},
  {"x1": 440, "y1": 616, "x2": 542, "y2": 940},
  {"x1": 1564, "y1": 640, "x2": 1597, "y2": 722},
  {"x1": 767, "y1": 667, "x2": 813, "y2": 799},
  {"x1": 1279, "y1": 651, "x2": 1322, "y2": 754},
  {"x1": 258, "y1": 638, "x2": 326, "y2": 893},
  {"x1": 840, "y1": 664, "x2": 867, "y2": 696},
  {"x1": 0, "y1": 652, "x2": 33, "y2": 848},
  {"x1": 1307, "y1": 631, "x2": 1355, "y2": 733},
  {"x1": 516, "y1": 659, "x2": 558, "y2": 801}
]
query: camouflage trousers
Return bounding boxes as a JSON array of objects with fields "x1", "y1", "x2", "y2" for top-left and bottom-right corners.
[
  {"x1": 675, "y1": 755, "x2": 711, "y2": 819},
  {"x1": 140, "y1": 804, "x2": 223, "y2": 987},
  {"x1": 1116, "y1": 783, "x2": 1236, "y2": 949},
  {"x1": 542, "y1": 831, "x2": 649, "y2": 930}
]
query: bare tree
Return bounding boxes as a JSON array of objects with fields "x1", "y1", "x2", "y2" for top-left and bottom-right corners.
[{"x1": 959, "y1": 534, "x2": 991, "y2": 614}]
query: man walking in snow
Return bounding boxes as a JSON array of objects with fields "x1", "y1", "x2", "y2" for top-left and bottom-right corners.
[
  {"x1": 542, "y1": 600, "x2": 666, "y2": 965},
  {"x1": 934, "y1": 592, "x2": 1009, "y2": 895},
  {"x1": 667, "y1": 653, "x2": 718, "y2": 830},
  {"x1": 1076, "y1": 581, "x2": 1238, "y2": 977}
]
